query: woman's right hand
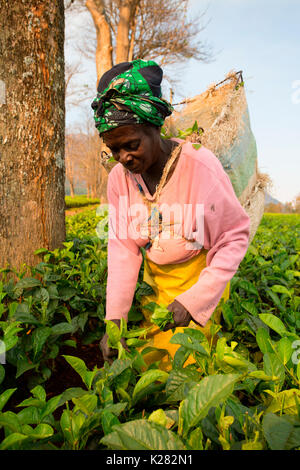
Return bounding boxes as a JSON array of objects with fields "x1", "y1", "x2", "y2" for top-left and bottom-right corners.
[{"x1": 99, "y1": 319, "x2": 129, "y2": 364}]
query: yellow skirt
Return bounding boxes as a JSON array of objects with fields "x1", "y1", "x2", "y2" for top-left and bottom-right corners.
[{"x1": 138, "y1": 249, "x2": 230, "y2": 371}]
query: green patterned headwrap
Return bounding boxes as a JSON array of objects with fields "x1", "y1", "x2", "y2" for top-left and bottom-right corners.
[{"x1": 91, "y1": 59, "x2": 173, "y2": 135}]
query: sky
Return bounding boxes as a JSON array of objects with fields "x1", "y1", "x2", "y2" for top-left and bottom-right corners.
[{"x1": 65, "y1": 0, "x2": 300, "y2": 203}]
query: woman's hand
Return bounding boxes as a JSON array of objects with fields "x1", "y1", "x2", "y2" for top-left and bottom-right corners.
[
  {"x1": 99, "y1": 319, "x2": 129, "y2": 364},
  {"x1": 162, "y1": 300, "x2": 193, "y2": 331}
]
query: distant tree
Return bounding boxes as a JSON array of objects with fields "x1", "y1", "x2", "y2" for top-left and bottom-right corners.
[
  {"x1": 71, "y1": 0, "x2": 212, "y2": 85},
  {"x1": 265, "y1": 203, "x2": 283, "y2": 213},
  {"x1": 65, "y1": 60, "x2": 92, "y2": 108},
  {"x1": 282, "y1": 201, "x2": 295, "y2": 214},
  {"x1": 294, "y1": 193, "x2": 300, "y2": 214},
  {"x1": 65, "y1": 133, "x2": 83, "y2": 197},
  {"x1": 0, "y1": 1, "x2": 65, "y2": 277},
  {"x1": 65, "y1": 0, "x2": 211, "y2": 202},
  {"x1": 66, "y1": 115, "x2": 108, "y2": 201}
]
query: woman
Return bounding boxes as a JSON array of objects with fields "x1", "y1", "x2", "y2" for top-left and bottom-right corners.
[{"x1": 91, "y1": 59, "x2": 250, "y2": 369}]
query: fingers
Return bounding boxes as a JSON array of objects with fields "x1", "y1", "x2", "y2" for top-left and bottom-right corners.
[
  {"x1": 167, "y1": 303, "x2": 175, "y2": 313},
  {"x1": 120, "y1": 337, "x2": 130, "y2": 352},
  {"x1": 100, "y1": 334, "x2": 130, "y2": 364},
  {"x1": 162, "y1": 308, "x2": 192, "y2": 331},
  {"x1": 100, "y1": 334, "x2": 118, "y2": 363},
  {"x1": 163, "y1": 318, "x2": 190, "y2": 331},
  {"x1": 163, "y1": 321, "x2": 177, "y2": 332},
  {"x1": 102, "y1": 347, "x2": 118, "y2": 364}
]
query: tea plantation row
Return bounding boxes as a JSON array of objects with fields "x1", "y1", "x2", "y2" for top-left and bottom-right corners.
[{"x1": 0, "y1": 211, "x2": 299, "y2": 450}]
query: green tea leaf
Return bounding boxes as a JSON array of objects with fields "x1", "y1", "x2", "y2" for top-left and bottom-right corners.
[
  {"x1": 106, "y1": 320, "x2": 121, "y2": 347},
  {"x1": 170, "y1": 332, "x2": 209, "y2": 356},
  {"x1": 104, "y1": 403, "x2": 128, "y2": 416},
  {"x1": 132, "y1": 370, "x2": 169, "y2": 400},
  {"x1": 179, "y1": 374, "x2": 240, "y2": 437},
  {"x1": 263, "y1": 353, "x2": 285, "y2": 389},
  {"x1": 14, "y1": 278, "x2": 42, "y2": 290},
  {"x1": 71, "y1": 312, "x2": 88, "y2": 332},
  {"x1": 165, "y1": 368, "x2": 201, "y2": 403},
  {"x1": 17, "y1": 397, "x2": 45, "y2": 409},
  {"x1": 125, "y1": 327, "x2": 149, "y2": 339},
  {"x1": 222, "y1": 355, "x2": 249, "y2": 369},
  {"x1": 99, "y1": 430, "x2": 126, "y2": 450},
  {"x1": 0, "y1": 388, "x2": 17, "y2": 412},
  {"x1": 59, "y1": 387, "x2": 87, "y2": 406},
  {"x1": 28, "y1": 423, "x2": 54, "y2": 439},
  {"x1": 271, "y1": 285, "x2": 292, "y2": 297},
  {"x1": 101, "y1": 410, "x2": 120, "y2": 435},
  {"x1": 51, "y1": 322, "x2": 75, "y2": 335},
  {"x1": 31, "y1": 385, "x2": 46, "y2": 402},
  {"x1": 0, "y1": 411, "x2": 22, "y2": 433},
  {"x1": 63, "y1": 355, "x2": 89, "y2": 388},
  {"x1": 119, "y1": 318, "x2": 127, "y2": 338},
  {"x1": 263, "y1": 413, "x2": 300, "y2": 450},
  {"x1": 60, "y1": 409, "x2": 73, "y2": 444},
  {"x1": 107, "y1": 359, "x2": 132, "y2": 384},
  {"x1": 247, "y1": 245, "x2": 258, "y2": 256},
  {"x1": 256, "y1": 328, "x2": 274, "y2": 354},
  {"x1": 17, "y1": 406, "x2": 40, "y2": 425},
  {"x1": 259, "y1": 314, "x2": 287, "y2": 337},
  {"x1": 13, "y1": 311, "x2": 41, "y2": 326},
  {"x1": 113, "y1": 368, "x2": 132, "y2": 391},
  {"x1": 72, "y1": 394, "x2": 98, "y2": 415},
  {"x1": 0, "y1": 432, "x2": 28, "y2": 450},
  {"x1": 31, "y1": 327, "x2": 52, "y2": 361},
  {"x1": 277, "y1": 337, "x2": 293, "y2": 365},
  {"x1": 148, "y1": 409, "x2": 167, "y2": 427},
  {"x1": 216, "y1": 337, "x2": 227, "y2": 362},
  {"x1": 221, "y1": 303, "x2": 234, "y2": 328},
  {"x1": 16, "y1": 359, "x2": 37, "y2": 379},
  {"x1": 187, "y1": 427, "x2": 203, "y2": 450},
  {"x1": 249, "y1": 371, "x2": 277, "y2": 381},
  {"x1": 241, "y1": 301, "x2": 258, "y2": 316},
  {"x1": 266, "y1": 389, "x2": 300, "y2": 415},
  {"x1": 40, "y1": 394, "x2": 62, "y2": 421},
  {"x1": 192, "y1": 120, "x2": 199, "y2": 132},
  {"x1": 173, "y1": 346, "x2": 191, "y2": 369},
  {"x1": 239, "y1": 280, "x2": 259, "y2": 296},
  {"x1": 242, "y1": 440, "x2": 264, "y2": 450},
  {"x1": 101, "y1": 419, "x2": 185, "y2": 450}
]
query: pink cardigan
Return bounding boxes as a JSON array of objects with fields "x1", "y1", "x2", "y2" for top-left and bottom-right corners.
[{"x1": 105, "y1": 139, "x2": 250, "y2": 326}]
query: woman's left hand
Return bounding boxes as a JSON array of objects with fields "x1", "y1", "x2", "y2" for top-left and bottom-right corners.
[{"x1": 163, "y1": 300, "x2": 192, "y2": 331}]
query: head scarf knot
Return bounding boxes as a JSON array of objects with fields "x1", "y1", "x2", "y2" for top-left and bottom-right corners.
[{"x1": 91, "y1": 59, "x2": 173, "y2": 135}]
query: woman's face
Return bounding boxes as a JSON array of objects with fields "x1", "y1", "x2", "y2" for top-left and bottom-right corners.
[{"x1": 102, "y1": 124, "x2": 161, "y2": 174}]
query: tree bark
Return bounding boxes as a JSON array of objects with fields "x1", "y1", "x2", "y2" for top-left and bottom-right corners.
[
  {"x1": 128, "y1": 2, "x2": 139, "y2": 62},
  {"x1": 0, "y1": 1, "x2": 65, "y2": 278},
  {"x1": 86, "y1": 0, "x2": 113, "y2": 83},
  {"x1": 115, "y1": 1, "x2": 133, "y2": 63},
  {"x1": 115, "y1": 1, "x2": 140, "y2": 63},
  {"x1": 69, "y1": 180, "x2": 75, "y2": 198}
]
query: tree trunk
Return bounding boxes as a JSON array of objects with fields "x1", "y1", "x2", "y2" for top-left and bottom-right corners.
[
  {"x1": 69, "y1": 180, "x2": 75, "y2": 198},
  {"x1": 86, "y1": 0, "x2": 113, "y2": 83},
  {"x1": 0, "y1": 1, "x2": 65, "y2": 279},
  {"x1": 115, "y1": 1, "x2": 133, "y2": 63},
  {"x1": 128, "y1": 2, "x2": 139, "y2": 61},
  {"x1": 99, "y1": 164, "x2": 108, "y2": 204}
]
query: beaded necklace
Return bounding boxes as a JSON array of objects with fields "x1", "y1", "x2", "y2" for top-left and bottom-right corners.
[{"x1": 132, "y1": 142, "x2": 183, "y2": 250}]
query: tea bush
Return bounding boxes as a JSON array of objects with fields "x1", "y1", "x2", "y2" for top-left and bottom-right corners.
[{"x1": 0, "y1": 210, "x2": 299, "y2": 450}]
